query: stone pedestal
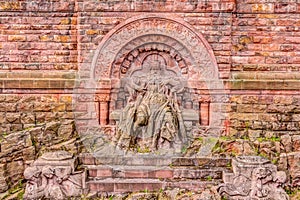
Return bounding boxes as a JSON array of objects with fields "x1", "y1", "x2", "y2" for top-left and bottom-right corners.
[
  {"x1": 218, "y1": 156, "x2": 289, "y2": 200},
  {"x1": 24, "y1": 151, "x2": 86, "y2": 200}
]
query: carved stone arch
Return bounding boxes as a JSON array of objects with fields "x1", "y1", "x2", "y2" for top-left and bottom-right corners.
[
  {"x1": 110, "y1": 35, "x2": 191, "y2": 79},
  {"x1": 113, "y1": 41, "x2": 189, "y2": 79},
  {"x1": 91, "y1": 14, "x2": 220, "y2": 90}
]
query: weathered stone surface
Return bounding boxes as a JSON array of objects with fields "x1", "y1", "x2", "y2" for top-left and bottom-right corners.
[
  {"x1": 292, "y1": 135, "x2": 300, "y2": 152},
  {"x1": 218, "y1": 156, "x2": 289, "y2": 200},
  {"x1": 23, "y1": 151, "x2": 84, "y2": 200},
  {"x1": 281, "y1": 135, "x2": 292, "y2": 153},
  {"x1": 58, "y1": 120, "x2": 76, "y2": 139},
  {"x1": 279, "y1": 152, "x2": 300, "y2": 187},
  {"x1": 0, "y1": 120, "x2": 81, "y2": 196},
  {"x1": 0, "y1": 164, "x2": 8, "y2": 193},
  {"x1": 212, "y1": 139, "x2": 257, "y2": 157}
]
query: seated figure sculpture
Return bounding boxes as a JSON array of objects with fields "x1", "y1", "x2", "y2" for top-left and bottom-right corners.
[{"x1": 115, "y1": 59, "x2": 187, "y2": 153}]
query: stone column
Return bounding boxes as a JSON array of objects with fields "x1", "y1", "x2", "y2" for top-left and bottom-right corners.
[
  {"x1": 200, "y1": 103, "x2": 210, "y2": 126},
  {"x1": 95, "y1": 94, "x2": 109, "y2": 126},
  {"x1": 99, "y1": 102, "x2": 108, "y2": 125}
]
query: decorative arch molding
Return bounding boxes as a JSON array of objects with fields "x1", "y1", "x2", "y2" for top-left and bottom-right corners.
[
  {"x1": 91, "y1": 14, "x2": 223, "y2": 91},
  {"x1": 112, "y1": 36, "x2": 190, "y2": 78}
]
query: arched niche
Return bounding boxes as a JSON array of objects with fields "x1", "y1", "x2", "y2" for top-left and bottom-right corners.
[{"x1": 75, "y1": 14, "x2": 227, "y2": 155}]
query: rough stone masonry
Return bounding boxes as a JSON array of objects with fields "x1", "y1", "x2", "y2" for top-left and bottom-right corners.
[{"x1": 0, "y1": 0, "x2": 300, "y2": 199}]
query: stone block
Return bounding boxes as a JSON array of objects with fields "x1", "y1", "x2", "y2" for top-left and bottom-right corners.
[
  {"x1": 0, "y1": 112, "x2": 5, "y2": 124},
  {"x1": 114, "y1": 181, "x2": 163, "y2": 193},
  {"x1": 165, "y1": 180, "x2": 214, "y2": 191},
  {"x1": 79, "y1": 153, "x2": 96, "y2": 165},
  {"x1": 173, "y1": 169, "x2": 222, "y2": 180},
  {"x1": 8, "y1": 35, "x2": 26, "y2": 42},
  {"x1": 279, "y1": 152, "x2": 300, "y2": 187},
  {"x1": 5, "y1": 113, "x2": 21, "y2": 123},
  {"x1": 88, "y1": 182, "x2": 114, "y2": 192},
  {"x1": 123, "y1": 170, "x2": 149, "y2": 178},
  {"x1": 23, "y1": 146, "x2": 36, "y2": 161},
  {"x1": 171, "y1": 157, "x2": 231, "y2": 168},
  {"x1": 150, "y1": 169, "x2": 174, "y2": 179},
  {"x1": 20, "y1": 113, "x2": 35, "y2": 124},
  {"x1": 88, "y1": 166, "x2": 112, "y2": 178},
  {"x1": 292, "y1": 135, "x2": 300, "y2": 152}
]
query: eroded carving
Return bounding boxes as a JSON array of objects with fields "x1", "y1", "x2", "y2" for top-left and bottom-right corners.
[
  {"x1": 24, "y1": 151, "x2": 84, "y2": 200},
  {"x1": 113, "y1": 55, "x2": 195, "y2": 154},
  {"x1": 218, "y1": 156, "x2": 289, "y2": 200}
]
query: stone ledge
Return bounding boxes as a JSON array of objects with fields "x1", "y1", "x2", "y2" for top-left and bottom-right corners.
[
  {"x1": 87, "y1": 178, "x2": 218, "y2": 192},
  {"x1": 77, "y1": 0, "x2": 236, "y2": 13},
  {"x1": 0, "y1": 71, "x2": 76, "y2": 79},
  {"x1": 227, "y1": 80, "x2": 300, "y2": 90},
  {"x1": 231, "y1": 72, "x2": 300, "y2": 80},
  {"x1": 1, "y1": 79, "x2": 300, "y2": 90},
  {"x1": 79, "y1": 154, "x2": 173, "y2": 166},
  {"x1": 0, "y1": 79, "x2": 75, "y2": 89},
  {"x1": 0, "y1": 1, "x2": 75, "y2": 12}
]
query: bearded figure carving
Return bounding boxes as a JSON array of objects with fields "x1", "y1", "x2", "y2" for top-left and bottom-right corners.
[{"x1": 114, "y1": 57, "x2": 189, "y2": 154}]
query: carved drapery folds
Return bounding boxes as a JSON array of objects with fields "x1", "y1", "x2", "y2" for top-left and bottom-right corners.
[{"x1": 113, "y1": 55, "x2": 191, "y2": 153}]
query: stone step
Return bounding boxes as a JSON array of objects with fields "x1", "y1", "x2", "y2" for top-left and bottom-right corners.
[
  {"x1": 171, "y1": 157, "x2": 231, "y2": 168},
  {"x1": 85, "y1": 165, "x2": 226, "y2": 180},
  {"x1": 87, "y1": 178, "x2": 219, "y2": 193},
  {"x1": 79, "y1": 153, "x2": 231, "y2": 168},
  {"x1": 86, "y1": 165, "x2": 173, "y2": 179},
  {"x1": 79, "y1": 153, "x2": 173, "y2": 166}
]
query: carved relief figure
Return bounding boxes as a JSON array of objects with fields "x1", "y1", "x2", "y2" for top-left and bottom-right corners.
[{"x1": 115, "y1": 57, "x2": 187, "y2": 153}]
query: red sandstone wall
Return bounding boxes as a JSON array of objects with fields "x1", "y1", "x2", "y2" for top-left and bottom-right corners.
[
  {"x1": 0, "y1": 0, "x2": 300, "y2": 194},
  {"x1": 0, "y1": 1, "x2": 78, "y2": 192},
  {"x1": 0, "y1": 1, "x2": 77, "y2": 133}
]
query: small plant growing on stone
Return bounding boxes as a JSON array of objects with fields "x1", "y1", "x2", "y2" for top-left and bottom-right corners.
[
  {"x1": 272, "y1": 158, "x2": 278, "y2": 164},
  {"x1": 186, "y1": 191, "x2": 193, "y2": 196},
  {"x1": 269, "y1": 136, "x2": 280, "y2": 142},
  {"x1": 258, "y1": 152, "x2": 268, "y2": 159},
  {"x1": 181, "y1": 146, "x2": 187, "y2": 154},
  {"x1": 241, "y1": 135, "x2": 249, "y2": 140},
  {"x1": 220, "y1": 136, "x2": 232, "y2": 141},
  {"x1": 206, "y1": 176, "x2": 212, "y2": 181},
  {"x1": 2, "y1": 132, "x2": 7, "y2": 138},
  {"x1": 137, "y1": 146, "x2": 151, "y2": 153},
  {"x1": 221, "y1": 196, "x2": 228, "y2": 200},
  {"x1": 226, "y1": 162, "x2": 232, "y2": 168}
]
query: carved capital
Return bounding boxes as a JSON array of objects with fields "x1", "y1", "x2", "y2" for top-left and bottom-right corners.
[{"x1": 95, "y1": 94, "x2": 109, "y2": 102}]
